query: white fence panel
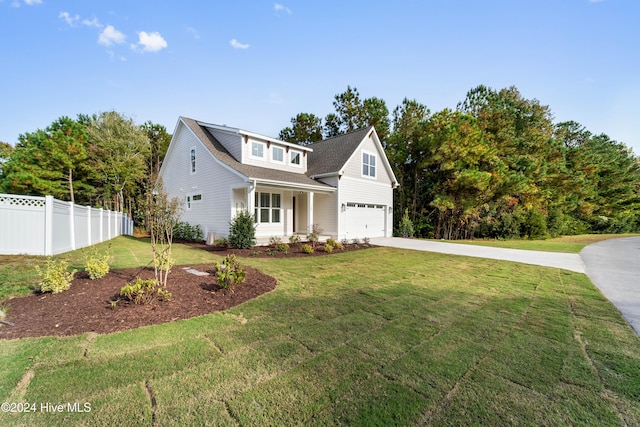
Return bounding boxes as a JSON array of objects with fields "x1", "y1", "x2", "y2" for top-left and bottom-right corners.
[
  {"x1": 0, "y1": 194, "x2": 47, "y2": 255},
  {"x1": 52, "y1": 199, "x2": 73, "y2": 255},
  {"x1": 0, "y1": 193, "x2": 133, "y2": 256}
]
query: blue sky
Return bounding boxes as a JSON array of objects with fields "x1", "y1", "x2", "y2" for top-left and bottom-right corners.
[{"x1": 1, "y1": 0, "x2": 639, "y2": 155}]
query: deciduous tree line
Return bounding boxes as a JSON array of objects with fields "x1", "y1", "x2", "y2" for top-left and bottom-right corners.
[
  {"x1": 0, "y1": 111, "x2": 171, "y2": 223},
  {"x1": 280, "y1": 85, "x2": 640, "y2": 239}
]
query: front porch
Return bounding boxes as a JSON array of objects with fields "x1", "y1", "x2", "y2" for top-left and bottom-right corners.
[{"x1": 231, "y1": 182, "x2": 337, "y2": 242}]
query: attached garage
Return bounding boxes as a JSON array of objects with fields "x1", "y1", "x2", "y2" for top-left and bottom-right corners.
[{"x1": 345, "y1": 203, "x2": 386, "y2": 238}]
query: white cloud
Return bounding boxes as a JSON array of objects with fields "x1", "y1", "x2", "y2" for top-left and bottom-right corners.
[
  {"x1": 274, "y1": 3, "x2": 291, "y2": 14},
  {"x1": 187, "y1": 27, "x2": 200, "y2": 40},
  {"x1": 135, "y1": 31, "x2": 168, "y2": 52},
  {"x1": 82, "y1": 17, "x2": 102, "y2": 28},
  {"x1": 98, "y1": 25, "x2": 126, "y2": 47},
  {"x1": 59, "y1": 11, "x2": 79, "y2": 26},
  {"x1": 24, "y1": 0, "x2": 42, "y2": 5},
  {"x1": 230, "y1": 38, "x2": 250, "y2": 49}
]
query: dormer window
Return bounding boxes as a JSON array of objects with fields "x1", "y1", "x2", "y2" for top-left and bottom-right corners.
[
  {"x1": 251, "y1": 141, "x2": 265, "y2": 159},
  {"x1": 362, "y1": 151, "x2": 376, "y2": 178},
  {"x1": 290, "y1": 150, "x2": 301, "y2": 166},
  {"x1": 272, "y1": 146, "x2": 284, "y2": 163}
]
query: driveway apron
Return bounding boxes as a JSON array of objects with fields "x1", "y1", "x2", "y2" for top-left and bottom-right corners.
[
  {"x1": 369, "y1": 237, "x2": 585, "y2": 273},
  {"x1": 580, "y1": 237, "x2": 640, "y2": 335}
]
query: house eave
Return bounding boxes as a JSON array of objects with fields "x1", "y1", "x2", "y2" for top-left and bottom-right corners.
[{"x1": 249, "y1": 177, "x2": 336, "y2": 193}]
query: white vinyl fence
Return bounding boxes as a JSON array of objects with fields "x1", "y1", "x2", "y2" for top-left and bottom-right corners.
[{"x1": 0, "y1": 193, "x2": 133, "y2": 256}]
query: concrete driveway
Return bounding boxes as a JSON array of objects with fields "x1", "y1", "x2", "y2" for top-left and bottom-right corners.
[
  {"x1": 369, "y1": 237, "x2": 585, "y2": 273},
  {"x1": 370, "y1": 236, "x2": 640, "y2": 335},
  {"x1": 580, "y1": 236, "x2": 640, "y2": 335}
]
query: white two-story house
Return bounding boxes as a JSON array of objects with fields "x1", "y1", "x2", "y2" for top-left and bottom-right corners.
[{"x1": 158, "y1": 117, "x2": 398, "y2": 243}]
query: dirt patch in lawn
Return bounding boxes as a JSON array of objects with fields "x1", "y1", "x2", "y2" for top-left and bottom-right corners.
[{"x1": 0, "y1": 264, "x2": 276, "y2": 340}]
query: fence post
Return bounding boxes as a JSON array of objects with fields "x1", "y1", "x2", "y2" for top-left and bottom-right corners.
[
  {"x1": 69, "y1": 201, "x2": 76, "y2": 251},
  {"x1": 87, "y1": 205, "x2": 92, "y2": 246},
  {"x1": 99, "y1": 208, "x2": 104, "y2": 243},
  {"x1": 44, "y1": 195, "x2": 53, "y2": 256}
]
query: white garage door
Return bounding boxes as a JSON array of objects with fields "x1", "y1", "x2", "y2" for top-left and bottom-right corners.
[{"x1": 345, "y1": 203, "x2": 386, "y2": 238}]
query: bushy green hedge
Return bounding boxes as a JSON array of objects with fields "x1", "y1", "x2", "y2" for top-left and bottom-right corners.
[
  {"x1": 228, "y1": 210, "x2": 256, "y2": 249},
  {"x1": 173, "y1": 221, "x2": 203, "y2": 242}
]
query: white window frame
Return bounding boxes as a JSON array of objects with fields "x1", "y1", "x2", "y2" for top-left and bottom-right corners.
[
  {"x1": 272, "y1": 146, "x2": 284, "y2": 164},
  {"x1": 254, "y1": 191, "x2": 281, "y2": 224},
  {"x1": 290, "y1": 149, "x2": 302, "y2": 167},
  {"x1": 250, "y1": 141, "x2": 266, "y2": 160},
  {"x1": 190, "y1": 147, "x2": 196, "y2": 174},
  {"x1": 362, "y1": 150, "x2": 377, "y2": 178}
]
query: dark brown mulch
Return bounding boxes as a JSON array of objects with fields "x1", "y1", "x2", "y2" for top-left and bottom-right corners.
[
  {"x1": 0, "y1": 243, "x2": 376, "y2": 340},
  {"x1": 0, "y1": 264, "x2": 276, "y2": 340},
  {"x1": 187, "y1": 242, "x2": 376, "y2": 258}
]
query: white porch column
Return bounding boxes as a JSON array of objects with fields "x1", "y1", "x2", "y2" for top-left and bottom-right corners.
[
  {"x1": 247, "y1": 181, "x2": 256, "y2": 216},
  {"x1": 307, "y1": 191, "x2": 314, "y2": 232}
]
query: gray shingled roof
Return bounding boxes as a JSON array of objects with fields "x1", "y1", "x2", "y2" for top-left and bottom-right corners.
[
  {"x1": 306, "y1": 126, "x2": 373, "y2": 177},
  {"x1": 181, "y1": 117, "x2": 335, "y2": 191}
]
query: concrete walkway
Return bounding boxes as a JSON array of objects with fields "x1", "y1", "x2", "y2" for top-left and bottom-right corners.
[
  {"x1": 580, "y1": 237, "x2": 640, "y2": 335},
  {"x1": 369, "y1": 237, "x2": 586, "y2": 273}
]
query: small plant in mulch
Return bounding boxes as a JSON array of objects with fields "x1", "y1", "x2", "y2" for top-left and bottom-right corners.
[
  {"x1": 83, "y1": 246, "x2": 111, "y2": 280},
  {"x1": 119, "y1": 277, "x2": 172, "y2": 305},
  {"x1": 36, "y1": 258, "x2": 77, "y2": 294},
  {"x1": 301, "y1": 244, "x2": 314, "y2": 254},
  {"x1": 325, "y1": 238, "x2": 344, "y2": 251},
  {"x1": 214, "y1": 254, "x2": 246, "y2": 292},
  {"x1": 288, "y1": 235, "x2": 301, "y2": 245}
]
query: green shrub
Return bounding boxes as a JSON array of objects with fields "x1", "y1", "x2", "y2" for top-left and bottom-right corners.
[
  {"x1": 268, "y1": 236, "x2": 282, "y2": 246},
  {"x1": 326, "y1": 238, "x2": 344, "y2": 251},
  {"x1": 213, "y1": 237, "x2": 229, "y2": 247},
  {"x1": 275, "y1": 243, "x2": 290, "y2": 254},
  {"x1": 288, "y1": 234, "x2": 301, "y2": 245},
  {"x1": 229, "y1": 209, "x2": 257, "y2": 249},
  {"x1": 214, "y1": 254, "x2": 246, "y2": 291},
  {"x1": 173, "y1": 221, "x2": 203, "y2": 242},
  {"x1": 84, "y1": 248, "x2": 110, "y2": 280},
  {"x1": 301, "y1": 244, "x2": 314, "y2": 254},
  {"x1": 119, "y1": 277, "x2": 171, "y2": 305},
  {"x1": 323, "y1": 244, "x2": 334, "y2": 253},
  {"x1": 397, "y1": 208, "x2": 415, "y2": 238},
  {"x1": 36, "y1": 258, "x2": 76, "y2": 294}
]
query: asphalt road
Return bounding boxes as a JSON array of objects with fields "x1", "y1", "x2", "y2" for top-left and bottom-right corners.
[{"x1": 580, "y1": 236, "x2": 640, "y2": 335}]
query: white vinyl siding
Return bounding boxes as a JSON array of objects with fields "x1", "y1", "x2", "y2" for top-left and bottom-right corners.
[
  {"x1": 159, "y1": 121, "x2": 245, "y2": 239},
  {"x1": 207, "y1": 128, "x2": 242, "y2": 162}
]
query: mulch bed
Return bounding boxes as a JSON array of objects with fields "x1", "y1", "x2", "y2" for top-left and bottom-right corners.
[
  {"x1": 0, "y1": 264, "x2": 276, "y2": 340},
  {"x1": 0, "y1": 243, "x2": 376, "y2": 340}
]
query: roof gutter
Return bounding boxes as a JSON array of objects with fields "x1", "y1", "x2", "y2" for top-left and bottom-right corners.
[{"x1": 249, "y1": 177, "x2": 336, "y2": 193}]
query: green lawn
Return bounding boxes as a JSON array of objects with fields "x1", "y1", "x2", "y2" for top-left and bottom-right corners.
[
  {"x1": 439, "y1": 234, "x2": 639, "y2": 253},
  {"x1": 1, "y1": 238, "x2": 640, "y2": 425}
]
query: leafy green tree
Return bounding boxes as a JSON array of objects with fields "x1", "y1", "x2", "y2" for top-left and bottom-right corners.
[
  {"x1": 85, "y1": 111, "x2": 150, "y2": 213},
  {"x1": 386, "y1": 98, "x2": 431, "y2": 233},
  {"x1": 0, "y1": 117, "x2": 89, "y2": 202},
  {"x1": 142, "y1": 121, "x2": 171, "y2": 178},
  {"x1": 0, "y1": 141, "x2": 13, "y2": 176},
  {"x1": 278, "y1": 113, "x2": 323, "y2": 145}
]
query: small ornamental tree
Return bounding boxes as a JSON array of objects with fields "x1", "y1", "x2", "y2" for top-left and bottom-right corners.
[
  {"x1": 229, "y1": 209, "x2": 257, "y2": 249},
  {"x1": 397, "y1": 208, "x2": 415, "y2": 238},
  {"x1": 145, "y1": 180, "x2": 183, "y2": 287}
]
